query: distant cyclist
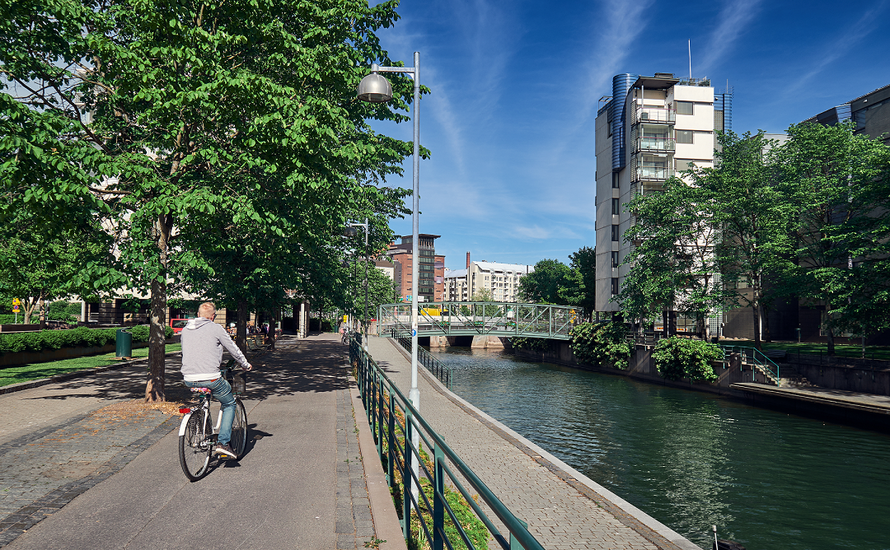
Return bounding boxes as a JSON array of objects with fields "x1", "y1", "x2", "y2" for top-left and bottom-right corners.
[{"x1": 180, "y1": 302, "x2": 252, "y2": 459}]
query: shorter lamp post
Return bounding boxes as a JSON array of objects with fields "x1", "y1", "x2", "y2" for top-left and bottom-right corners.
[{"x1": 344, "y1": 218, "x2": 369, "y2": 352}]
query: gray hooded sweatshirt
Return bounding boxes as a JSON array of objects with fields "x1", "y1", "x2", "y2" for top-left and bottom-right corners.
[{"x1": 180, "y1": 317, "x2": 250, "y2": 382}]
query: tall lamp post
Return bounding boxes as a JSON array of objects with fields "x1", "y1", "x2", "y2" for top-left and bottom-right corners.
[
  {"x1": 357, "y1": 53, "x2": 421, "y2": 412},
  {"x1": 345, "y1": 218, "x2": 369, "y2": 352}
]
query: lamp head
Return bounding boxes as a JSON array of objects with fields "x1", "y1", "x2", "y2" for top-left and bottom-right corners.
[{"x1": 357, "y1": 65, "x2": 393, "y2": 103}]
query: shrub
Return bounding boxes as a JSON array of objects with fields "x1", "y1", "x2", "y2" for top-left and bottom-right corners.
[
  {"x1": 0, "y1": 325, "x2": 164, "y2": 355},
  {"x1": 651, "y1": 337, "x2": 722, "y2": 382},
  {"x1": 569, "y1": 321, "x2": 632, "y2": 370},
  {"x1": 509, "y1": 336, "x2": 550, "y2": 352}
]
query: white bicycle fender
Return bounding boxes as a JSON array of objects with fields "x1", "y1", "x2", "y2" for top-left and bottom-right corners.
[{"x1": 178, "y1": 412, "x2": 194, "y2": 436}]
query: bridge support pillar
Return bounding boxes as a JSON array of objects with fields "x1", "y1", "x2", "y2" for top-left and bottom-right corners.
[
  {"x1": 429, "y1": 336, "x2": 450, "y2": 348},
  {"x1": 471, "y1": 335, "x2": 506, "y2": 350}
]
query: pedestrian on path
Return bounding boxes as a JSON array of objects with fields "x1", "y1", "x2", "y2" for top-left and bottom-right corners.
[{"x1": 180, "y1": 302, "x2": 253, "y2": 459}]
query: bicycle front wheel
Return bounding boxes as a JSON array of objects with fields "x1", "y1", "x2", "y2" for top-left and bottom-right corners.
[
  {"x1": 229, "y1": 399, "x2": 248, "y2": 457},
  {"x1": 179, "y1": 411, "x2": 212, "y2": 481}
]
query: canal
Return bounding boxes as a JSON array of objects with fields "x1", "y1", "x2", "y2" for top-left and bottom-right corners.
[{"x1": 429, "y1": 347, "x2": 890, "y2": 550}]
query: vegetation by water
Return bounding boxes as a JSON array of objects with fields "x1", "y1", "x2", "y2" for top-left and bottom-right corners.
[
  {"x1": 569, "y1": 321, "x2": 632, "y2": 369},
  {"x1": 652, "y1": 337, "x2": 722, "y2": 382}
]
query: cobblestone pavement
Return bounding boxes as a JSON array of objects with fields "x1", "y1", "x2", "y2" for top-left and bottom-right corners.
[
  {"x1": 366, "y1": 336, "x2": 700, "y2": 550},
  {"x1": 0, "y1": 335, "x2": 389, "y2": 549}
]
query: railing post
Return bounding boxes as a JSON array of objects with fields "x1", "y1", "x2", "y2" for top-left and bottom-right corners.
[
  {"x1": 376, "y1": 373, "x2": 384, "y2": 460},
  {"x1": 403, "y1": 412, "x2": 414, "y2": 541},
  {"x1": 433, "y1": 445, "x2": 445, "y2": 550},
  {"x1": 509, "y1": 518, "x2": 529, "y2": 550},
  {"x1": 387, "y1": 392, "x2": 395, "y2": 487}
]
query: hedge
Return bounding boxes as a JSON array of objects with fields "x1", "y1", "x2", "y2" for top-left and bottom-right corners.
[{"x1": 0, "y1": 325, "x2": 173, "y2": 355}]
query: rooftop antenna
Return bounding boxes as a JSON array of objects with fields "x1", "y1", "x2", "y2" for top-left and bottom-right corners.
[{"x1": 688, "y1": 40, "x2": 692, "y2": 80}]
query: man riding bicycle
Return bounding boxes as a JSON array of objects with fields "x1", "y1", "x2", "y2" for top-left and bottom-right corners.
[{"x1": 181, "y1": 302, "x2": 253, "y2": 459}]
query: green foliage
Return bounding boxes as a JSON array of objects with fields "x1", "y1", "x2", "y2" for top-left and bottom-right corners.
[
  {"x1": 509, "y1": 336, "x2": 550, "y2": 352},
  {"x1": 0, "y1": 314, "x2": 18, "y2": 325},
  {"x1": 569, "y1": 321, "x2": 632, "y2": 370},
  {"x1": 0, "y1": 325, "x2": 166, "y2": 354},
  {"x1": 518, "y1": 259, "x2": 572, "y2": 304},
  {"x1": 651, "y1": 337, "x2": 722, "y2": 382}
]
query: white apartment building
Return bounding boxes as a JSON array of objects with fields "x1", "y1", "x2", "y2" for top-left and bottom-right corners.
[
  {"x1": 595, "y1": 73, "x2": 731, "y2": 321},
  {"x1": 444, "y1": 259, "x2": 534, "y2": 303}
]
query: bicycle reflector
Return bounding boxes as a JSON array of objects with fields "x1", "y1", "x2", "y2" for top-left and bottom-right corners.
[{"x1": 179, "y1": 407, "x2": 191, "y2": 414}]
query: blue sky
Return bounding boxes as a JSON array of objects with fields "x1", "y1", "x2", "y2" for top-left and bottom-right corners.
[{"x1": 371, "y1": 0, "x2": 890, "y2": 270}]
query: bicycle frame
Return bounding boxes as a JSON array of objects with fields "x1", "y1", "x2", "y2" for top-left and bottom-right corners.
[{"x1": 178, "y1": 393, "x2": 224, "y2": 438}]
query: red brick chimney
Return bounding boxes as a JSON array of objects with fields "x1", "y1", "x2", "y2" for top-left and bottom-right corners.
[{"x1": 466, "y1": 252, "x2": 470, "y2": 270}]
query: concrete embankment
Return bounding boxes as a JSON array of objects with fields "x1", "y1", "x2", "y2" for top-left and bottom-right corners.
[{"x1": 368, "y1": 335, "x2": 701, "y2": 550}]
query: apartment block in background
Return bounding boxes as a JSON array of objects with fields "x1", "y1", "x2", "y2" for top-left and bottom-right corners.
[{"x1": 387, "y1": 234, "x2": 445, "y2": 303}]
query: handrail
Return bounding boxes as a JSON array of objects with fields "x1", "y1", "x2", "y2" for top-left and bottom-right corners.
[
  {"x1": 393, "y1": 331, "x2": 452, "y2": 390},
  {"x1": 348, "y1": 335, "x2": 544, "y2": 550},
  {"x1": 722, "y1": 345, "x2": 781, "y2": 385}
]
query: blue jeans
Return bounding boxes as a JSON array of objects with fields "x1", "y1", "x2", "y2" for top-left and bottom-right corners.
[{"x1": 185, "y1": 376, "x2": 236, "y2": 446}]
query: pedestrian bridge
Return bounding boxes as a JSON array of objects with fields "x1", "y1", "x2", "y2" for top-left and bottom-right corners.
[{"x1": 376, "y1": 302, "x2": 578, "y2": 340}]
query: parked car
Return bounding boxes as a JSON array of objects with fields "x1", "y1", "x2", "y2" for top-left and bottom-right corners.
[{"x1": 169, "y1": 318, "x2": 190, "y2": 334}]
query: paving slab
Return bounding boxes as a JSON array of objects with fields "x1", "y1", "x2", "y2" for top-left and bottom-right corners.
[{"x1": 0, "y1": 334, "x2": 402, "y2": 549}]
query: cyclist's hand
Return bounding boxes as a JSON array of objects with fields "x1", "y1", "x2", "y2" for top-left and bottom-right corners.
[{"x1": 245, "y1": 363, "x2": 253, "y2": 372}]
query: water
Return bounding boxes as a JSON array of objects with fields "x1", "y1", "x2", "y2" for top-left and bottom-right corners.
[{"x1": 430, "y1": 347, "x2": 890, "y2": 550}]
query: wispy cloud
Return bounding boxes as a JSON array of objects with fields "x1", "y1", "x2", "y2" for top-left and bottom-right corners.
[{"x1": 696, "y1": 0, "x2": 762, "y2": 77}]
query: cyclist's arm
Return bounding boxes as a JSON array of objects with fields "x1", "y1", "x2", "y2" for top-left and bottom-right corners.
[{"x1": 216, "y1": 325, "x2": 253, "y2": 371}]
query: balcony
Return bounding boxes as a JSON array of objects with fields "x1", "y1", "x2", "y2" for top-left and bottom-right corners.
[
  {"x1": 634, "y1": 135, "x2": 676, "y2": 153},
  {"x1": 632, "y1": 107, "x2": 675, "y2": 125}
]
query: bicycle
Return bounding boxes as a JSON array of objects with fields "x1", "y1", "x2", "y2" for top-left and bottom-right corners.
[{"x1": 178, "y1": 360, "x2": 249, "y2": 481}]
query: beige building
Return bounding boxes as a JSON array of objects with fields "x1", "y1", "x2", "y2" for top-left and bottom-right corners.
[
  {"x1": 444, "y1": 255, "x2": 534, "y2": 303},
  {"x1": 595, "y1": 73, "x2": 731, "y2": 327}
]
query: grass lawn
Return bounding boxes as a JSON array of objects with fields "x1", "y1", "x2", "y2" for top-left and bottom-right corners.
[
  {"x1": 721, "y1": 340, "x2": 890, "y2": 361},
  {"x1": 0, "y1": 344, "x2": 182, "y2": 388}
]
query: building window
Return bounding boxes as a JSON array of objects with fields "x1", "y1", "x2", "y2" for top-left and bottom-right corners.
[
  {"x1": 611, "y1": 225, "x2": 620, "y2": 242},
  {"x1": 676, "y1": 130, "x2": 693, "y2": 144},
  {"x1": 676, "y1": 101, "x2": 693, "y2": 115},
  {"x1": 611, "y1": 251, "x2": 620, "y2": 268},
  {"x1": 612, "y1": 198, "x2": 620, "y2": 215},
  {"x1": 612, "y1": 172, "x2": 620, "y2": 189},
  {"x1": 611, "y1": 278, "x2": 619, "y2": 296},
  {"x1": 675, "y1": 158, "x2": 696, "y2": 171}
]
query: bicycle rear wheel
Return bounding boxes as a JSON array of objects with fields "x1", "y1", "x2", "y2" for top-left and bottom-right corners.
[
  {"x1": 229, "y1": 399, "x2": 248, "y2": 457},
  {"x1": 179, "y1": 411, "x2": 212, "y2": 481}
]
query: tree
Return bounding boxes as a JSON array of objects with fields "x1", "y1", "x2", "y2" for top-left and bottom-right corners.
[
  {"x1": 776, "y1": 121, "x2": 890, "y2": 354},
  {"x1": 698, "y1": 131, "x2": 796, "y2": 350},
  {"x1": 565, "y1": 247, "x2": 596, "y2": 319},
  {"x1": 2, "y1": 0, "x2": 419, "y2": 401},
  {"x1": 518, "y1": 259, "x2": 573, "y2": 304},
  {"x1": 620, "y1": 177, "x2": 726, "y2": 339}
]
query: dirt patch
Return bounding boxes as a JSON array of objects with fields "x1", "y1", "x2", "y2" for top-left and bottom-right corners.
[{"x1": 91, "y1": 398, "x2": 188, "y2": 417}]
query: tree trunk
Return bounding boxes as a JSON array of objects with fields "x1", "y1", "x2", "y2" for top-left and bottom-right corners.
[
  {"x1": 752, "y1": 301, "x2": 762, "y2": 351},
  {"x1": 236, "y1": 299, "x2": 248, "y2": 354},
  {"x1": 145, "y1": 214, "x2": 172, "y2": 403},
  {"x1": 823, "y1": 298, "x2": 836, "y2": 355}
]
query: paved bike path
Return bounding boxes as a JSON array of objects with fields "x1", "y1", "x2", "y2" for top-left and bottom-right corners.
[{"x1": 0, "y1": 334, "x2": 404, "y2": 550}]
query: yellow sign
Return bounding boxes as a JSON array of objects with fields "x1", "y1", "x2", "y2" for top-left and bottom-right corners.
[
  {"x1": 343, "y1": 314, "x2": 348, "y2": 322},
  {"x1": 12, "y1": 298, "x2": 20, "y2": 307}
]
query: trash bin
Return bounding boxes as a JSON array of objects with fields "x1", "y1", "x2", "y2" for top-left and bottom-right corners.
[{"x1": 115, "y1": 328, "x2": 132, "y2": 358}]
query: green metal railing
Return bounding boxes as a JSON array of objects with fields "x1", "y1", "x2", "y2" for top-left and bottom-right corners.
[
  {"x1": 393, "y1": 332, "x2": 453, "y2": 389},
  {"x1": 377, "y1": 302, "x2": 577, "y2": 340},
  {"x1": 722, "y1": 345, "x2": 781, "y2": 385},
  {"x1": 348, "y1": 335, "x2": 544, "y2": 550}
]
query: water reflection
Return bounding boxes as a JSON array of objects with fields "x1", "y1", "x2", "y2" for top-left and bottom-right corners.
[{"x1": 432, "y1": 347, "x2": 890, "y2": 550}]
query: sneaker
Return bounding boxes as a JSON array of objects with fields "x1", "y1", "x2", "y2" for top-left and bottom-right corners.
[{"x1": 214, "y1": 443, "x2": 237, "y2": 459}]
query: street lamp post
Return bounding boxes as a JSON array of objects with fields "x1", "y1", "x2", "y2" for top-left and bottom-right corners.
[
  {"x1": 345, "y1": 218, "x2": 369, "y2": 352},
  {"x1": 357, "y1": 52, "x2": 421, "y2": 413}
]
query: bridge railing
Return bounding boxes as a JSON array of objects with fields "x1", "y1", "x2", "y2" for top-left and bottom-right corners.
[
  {"x1": 377, "y1": 302, "x2": 577, "y2": 340},
  {"x1": 348, "y1": 334, "x2": 544, "y2": 550}
]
